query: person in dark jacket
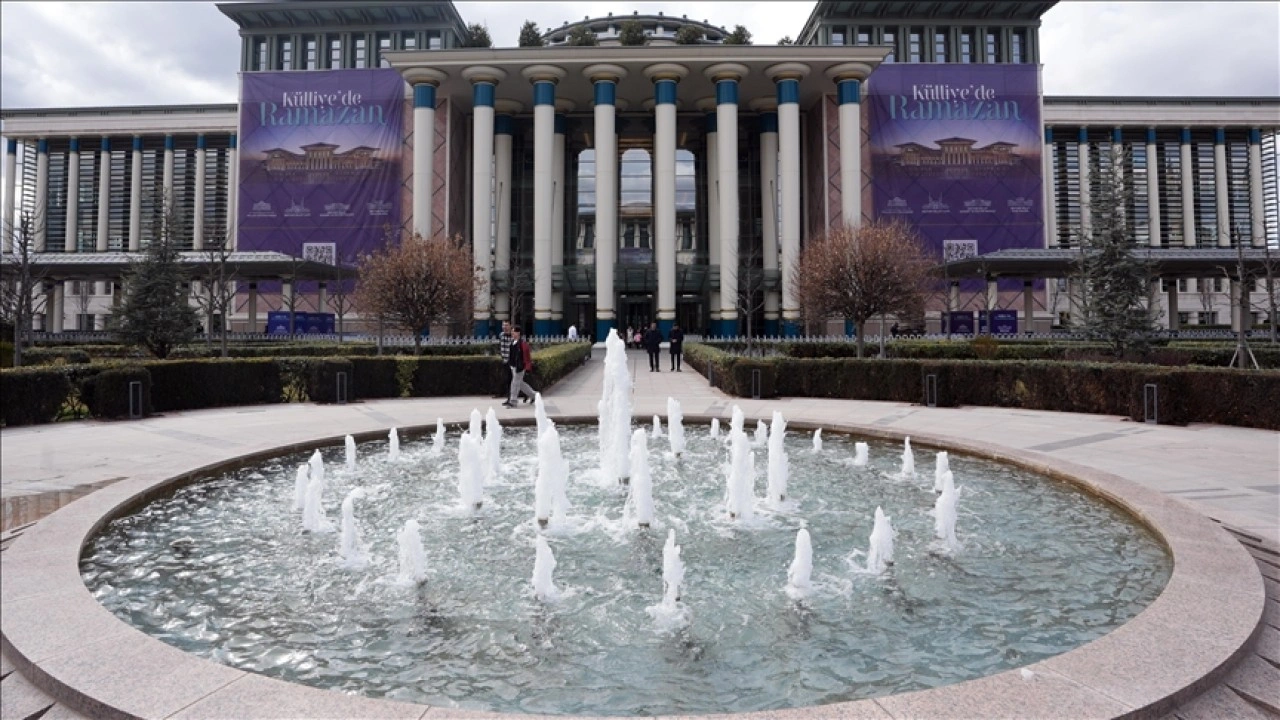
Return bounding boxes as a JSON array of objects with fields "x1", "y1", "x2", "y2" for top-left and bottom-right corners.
[
  {"x1": 669, "y1": 324, "x2": 685, "y2": 371},
  {"x1": 503, "y1": 325, "x2": 536, "y2": 407},
  {"x1": 643, "y1": 322, "x2": 663, "y2": 372}
]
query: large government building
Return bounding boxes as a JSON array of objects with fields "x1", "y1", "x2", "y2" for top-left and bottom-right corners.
[{"x1": 2, "y1": 0, "x2": 1277, "y2": 339}]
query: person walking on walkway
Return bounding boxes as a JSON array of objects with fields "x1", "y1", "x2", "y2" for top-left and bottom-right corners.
[
  {"x1": 494, "y1": 321, "x2": 514, "y2": 398},
  {"x1": 643, "y1": 322, "x2": 663, "y2": 372},
  {"x1": 669, "y1": 324, "x2": 684, "y2": 371},
  {"x1": 504, "y1": 325, "x2": 536, "y2": 407}
]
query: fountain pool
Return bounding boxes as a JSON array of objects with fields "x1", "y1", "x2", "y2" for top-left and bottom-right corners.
[{"x1": 80, "y1": 423, "x2": 1171, "y2": 717}]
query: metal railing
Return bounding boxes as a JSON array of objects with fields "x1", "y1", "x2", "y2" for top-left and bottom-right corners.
[{"x1": 25, "y1": 331, "x2": 589, "y2": 346}]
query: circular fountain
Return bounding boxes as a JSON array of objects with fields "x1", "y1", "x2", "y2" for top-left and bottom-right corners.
[{"x1": 1, "y1": 330, "x2": 1266, "y2": 718}]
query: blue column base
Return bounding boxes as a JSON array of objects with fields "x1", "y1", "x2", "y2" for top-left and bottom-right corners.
[
  {"x1": 782, "y1": 321, "x2": 801, "y2": 338},
  {"x1": 845, "y1": 320, "x2": 855, "y2": 337},
  {"x1": 595, "y1": 318, "x2": 615, "y2": 344},
  {"x1": 533, "y1": 318, "x2": 557, "y2": 337},
  {"x1": 657, "y1": 318, "x2": 674, "y2": 339},
  {"x1": 473, "y1": 320, "x2": 490, "y2": 338},
  {"x1": 764, "y1": 319, "x2": 781, "y2": 337},
  {"x1": 719, "y1": 317, "x2": 739, "y2": 338}
]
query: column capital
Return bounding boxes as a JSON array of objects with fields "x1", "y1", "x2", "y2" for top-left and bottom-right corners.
[
  {"x1": 132, "y1": 136, "x2": 144, "y2": 151},
  {"x1": 765, "y1": 62, "x2": 810, "y2": 82},
  {"x1": 5, "y1": 138, "x2": 16, "y2": 154},
  {"x1": 695, "y1": 97, "x2": 718, "y2": 113},
  {"x1": 749, "y1": 98, "x2": 777, "y2": 113},
  {"x1": 1112, "y1": 126, "x2": 1123, "y2": 143},
  {"x1": 495, "y1": 99, "x2": 523, "y2": 115},
  {"x1": 69, "y1": 137, "x2": 80, "y2": 152},
  {"x1": 1249, "y1": 127, "x2": 1261, "y2": 144},
  {"x1": 521, "y1": 64, "x2": 567, "y2": 84},
  {"x1": 824, "y1": 62, "x2": 873, "y2": 83},
  {"x1": 163, "y1": 134, "x2": 175, "y2": 150},
  {"x1": 643, "y1": 98, "x2": 684, "y2": 112},
  {"x1": 100, "y1": 137, "x2": 111, "y2": 151},
  {"x1": 704, "y1": 62, "x2": 749, "y2": 84},
  {"x1": 555, "y1": 98, "x2": 576, "y2": 114},
  {"x1": 643, "y1": 63, "x2": 689, "y2": 83},
  {"x1": 583, "y1": 63, "x2": 628, "y2": 84},
  {"x1": 403, "y1": 67, "x2": 447, "y2": 87},
  {"x1": 37, "y1": 138, "x2": 48, "y2": 154},
  {"x1": 461, "y1": 65, "x2": 507, "y2": 85},
  {"x1": 1146, "y1": 127, "x2": 1157, "y2": 143}
]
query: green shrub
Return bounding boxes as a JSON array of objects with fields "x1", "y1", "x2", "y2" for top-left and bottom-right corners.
[
  {"x1": 351, "y1": 357, "x2": 405, "y2": 399},
  {"x1": 81, "y1": 366, "x2": 152, "y2": 420},
  {"x1": 307, "y1": 359, "x2": 356, "y2": 404},
  {"x1": 531, "y1": 343, "x2": 592, "y2": 389},
  {"x1": 0, "y1": 341, "x2": 12, "y2": 368},
  {"x1": 23, "y1": 347, "x2": 92, "y2": 365},
  {"x1": 147, "y1": 359, "x2": 285, "y2": 412},
  {"x1": 411, "y1": 356, "x2": 504, "y2": 397},
  {"x1": 0, "y1": 367, "x2": 73, "y2": 426}
]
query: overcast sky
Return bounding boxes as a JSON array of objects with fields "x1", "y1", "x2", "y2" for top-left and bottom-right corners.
[{"x1": 1, "y1": 1, "x2": 1277, "y2": 110}]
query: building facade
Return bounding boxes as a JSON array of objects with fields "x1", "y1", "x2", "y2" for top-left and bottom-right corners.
[{"x1": 2, "y1": 0, "x2": 1277, "y2": 339}]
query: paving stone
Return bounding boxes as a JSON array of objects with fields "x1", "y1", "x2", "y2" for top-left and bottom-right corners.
[
  {"x1": 0, "y1": 667, "x2": 55, "y2": 720},
  {"x1": 1224, "y1": 655, "x2": 1280, "y2": 714},
  {"x1": 1256, "y1": 625, "x2": 1280, "y2": 667},
  {"x1": 1172, "y1": 684, "x2": 1273, "y2": 720}
]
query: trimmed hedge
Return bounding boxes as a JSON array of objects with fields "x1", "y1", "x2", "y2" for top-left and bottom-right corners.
[
  {"x1": 351, "y1": 357, "x2": 407, "y2": 399},
  {"x1": 685, "y1": 343, "x2": 1280, "y2": 430},
  {"x1": 0, "y1": 367, "x2": 72, "y2": 426},
  {"x1": 81, "y1": 367, "x2": 152, "y2": 420},
  {"x1": 22, "y1": 347, "x2": 93, "y2": 365},
  {"x1": 147, "y1": 359, "x2": 285, "y2": 412},
  {"x1": 0, "y1": 341, "x2": 12, "y2": 368},
  {"x1": 307, "y1": 359, "x2": 356, "y2": 404}
]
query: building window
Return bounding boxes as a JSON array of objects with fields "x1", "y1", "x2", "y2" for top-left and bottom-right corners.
[
  {"x1": 679, "y1": 220, "x2": 695, "y2": 251},
  {"x1": 278, "y1": 38, "x2": 293, "y2": 70},
  {"x1": 855, "y1": 30, "x2": 871, "y2": 46},
  {"x1": 959, "y1": 28, "x2": 974, "y2": 63},
  {"x1": 985, "y1": 30, "x2": 1001, "y2": 63},
  {"x1": 1178, "y1": 278, "x2": 1189, "y2": 293},
  {"x1": 429, "y1": 32, "x2": 442, "y2": 50},
  {"x1": 304, "y1": 36, "x2": 318, "y2": 70},
  {"x1": 881, "y1": 28, "x2": 896, "y2": 62},
  {"x1": 377, "y1": 33, "x2": 392, "y2": 68},
  {"x1": 354, "y1": 37, "x2": 367, "y2": 68},
  {"x1": 1011, "y1": 29, "x2": 1026, "y2": 63},
  {"x1": 1197, "y1": 311, "x2": 1218, "y2": 325},
  {"x1": 1178, "y1": 312, "x2": 1192, "y2": 326},
  {"x1": 328, "y1": 37, "x2": 343, "y2": 68},
  {"x1": 252, "y1": 38, "x2": 268, "y2": 71},
  {"x1": 579, "y1": 220, "x2": 595, "y2": 250},
  {"x1": 831, "y1": 29, "x2": 845, "y2": 46},
  {"x1": 402, "y1": 32, "x2": 417, "y2": 50},
  {"x1": 934, "y1": 30, "x2": 949, "y2": 62},
  {"x1": 907, "y1": 28, "x2": 923, "y2": 62}
]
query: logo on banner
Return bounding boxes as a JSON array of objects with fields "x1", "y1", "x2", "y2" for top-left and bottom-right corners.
[
  {"x1": 883, "y1": 196, "x2": 913, "y2": 215},
  {"x1": 1008, "y1": 197, "x2": 1035, "y2": 214},
  {"x1": 248, "y1": 200, "x2": 276, "y2": 218},
  {"x1": 366, "y1": 199, "x2": 392, "y2": 217},
  {"x1": 961, "y1": 199, "x2": 994, "y2": 214},
  {"x1": 321, "y1": 202, "x2": 353, "y2": 217},
  {"x1": 943, "y1": 239, "x2": 979, "y2": 263},
  {"x1": 303, "y1": 242, "x2": 337, "y2": 265},
  {"x1": 285, "y1": 199, "x2": 311, "y2": 218}
]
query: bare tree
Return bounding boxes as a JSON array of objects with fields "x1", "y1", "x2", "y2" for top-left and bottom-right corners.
[
  {"x1": 794, "y1": 220, "x2": 933, "y2": 358},
  {"x1": 736, "y1": 243, "x2": 768, "y2": 354},
  {"x1": 191, "y1": 226, "x2": 240, "y2": 358},
  {"x1": 355, "y1": 232, "x2": 475, "y2": 354},
  {"x1": 1257, "y1": 240, "x2": 1279, "y2": 345},
  {"x1": 0, "y1": 211, "x2": 49, "y2": 367},
  {"x1": 325, "y1": 259, "x2": 356, "y2": 342}
]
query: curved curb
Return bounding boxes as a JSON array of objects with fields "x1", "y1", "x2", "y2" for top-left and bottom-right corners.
[{"x1": 0, "y1": 412, "x2": 1265, "y2": 720}]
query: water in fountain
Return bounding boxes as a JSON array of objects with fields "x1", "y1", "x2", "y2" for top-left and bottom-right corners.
[
  {"x1": 646, "y1": 529, "x2": 689, "y2": 629},
  {"x1": 535, "y1": 421, "x2": 570, "y2": 527},
  {"x1": 338, "y1": 488, "x2": 369, "y2": 569},
  {"x1": 710, "y1": 418, "x2": 721, "y2": 439},
  {"x1": 388, "y1": 428, "x2": 400, "y2": 461},
  {"x1": 597, "y1": 329, "x2": 632, "y2": 484},
  {"x1": 865, "y1": 506, "x2": 896, "y2": 573},
  {"x1": 934, "y1": 469, "x2": 961, "y2": 550},
  {"x1": 292, "y1": 464, "x2": 309, "y2": 511},
  {"x1": 900, "y1": 437, "x2": 915, "y2": 478},
  {"x1": 308, "y1": 450, "x2": 324, "y2": 487},
  {"x1": 667, "y1": 397, "x2": 685, "y2": 458},
  {"x1": 730, "y1": 405, "x2": 745, "y2": 435},
  {"x1": 469, "y1": 409, "x2": 483, "y2": 442},
  {"x1": 628, "y1": 428, "x2": 655, "y2": 528},
  {"x1": 485, "y1": 408, "x2": 502, "y2": 483},
  {"x1": 812, "y1": 428, "x2": 822, "y2": 452},
  {"x1": 934, "y1": 451, "x2": 951, "y2": 492},
  {"x1": 430, "y1": 419, "x2": 445, "y2": 456},
  {"x1": 534, "y1": 393, "x2": 550, "y2": 436},
  {"x1": 786, "y1": 528, "x2": 813, "y2": 599},
  {"x1": 726, "y1": 420, "x2": 756, "y2": 521},
  {"x1": 345, "y1": 435, "x2": 357, "y2": 471},
  {"x1": 766, "y1": 411, "x2": 789, "y2": 507},
  {"x1": 652, "y1": 415, "x2": 663, "y2": 438},
  {"x1": 531, "y1": 535, "x2": 559, "y2": 601},
  {"x1": 301, "y1": 468, "x2": 330, "y2": 533},
  {"x1": 395, "y1": 519, "x2": 427, "y2": 585},
  {"x1": 458, "y1": 431, "x2": 485, "y2": 510},
  {"x1": 754, "y1": 419, "x2": 769, "y2": 448},
  {"x1": 854, "y1": 442, "x2": 869, "y2": 466}
]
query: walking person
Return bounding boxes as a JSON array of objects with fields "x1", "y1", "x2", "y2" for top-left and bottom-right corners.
[
  {"x1": 669, "y1": 323, "x2": 684, "y2": 371},
  {"x1": 494, "y1": 321, "x2": 514, "y2": 398},
  {"x1": 504, "y1": 326, "x2": 537, "y2": 407},
  {"x1": 643, "y1": 322, "x2": 663, "y2": 372}
]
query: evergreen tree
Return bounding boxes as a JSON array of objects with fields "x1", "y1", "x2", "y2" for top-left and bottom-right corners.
[
  {"x1": 565, "y1": 25, "x2": 598, "y2": 47},
  {"x1": 110, "y1": 219, "x2": 197, "y2": 359},
  {"x1": 723, "y1": 25, "x2": 753, "y2": 45},
  {"x1": 518, "y1": 21, "x2": 544, "y2": 47},
  {"x1": 463, "y1": 23, "x2": 493, "y2": 48},
  {"x1": 618, "y1": 20, "x2": 647, "y2": 46},
  {"x1": 777, "y1": 36, "x2": 794, "y2": 45},
  {"x1": 674, "y1": 25, "x2": 703, "y2": 45}
]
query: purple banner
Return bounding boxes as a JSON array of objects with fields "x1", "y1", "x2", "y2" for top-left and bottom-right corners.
[
  {"x1": 868, "y1": 65, "x2": 1043, "y2": 266},
  {"x1": 238, "y1": 69, "x2": 404, "y2": 265}
]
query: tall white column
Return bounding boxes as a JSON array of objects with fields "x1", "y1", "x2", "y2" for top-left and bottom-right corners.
[
  {"x1": 162, "y1": 134, "x2": 175, "y2": 211},
  {"x1": 1249, "y1": 128, "x2": 1265, "y2": 247},
  {"x1": 1180, "y1": 128, "x2": 1196, "y2": 247},
  {"x1": 193, "y1": 134, "x2": 207, "y2": 250},
  {"x1": 464, "y1": 66, "x2": 506, "y2": 337},
  {"x1": 493, "y1": 100, "x2": 520, "y2": 323},
  {"x1": 552, "y1": 99, "x2": 575, "y2": 333},
  {"x1": 405, "y1": 69, "x2": 447, "y2": 241},
  {"x1": 751, "y1": 100, "x2": 780, "y2": 336},
  {"x1": 2, "y1": 138, "x2": 16, "y2": 252},
  {"x1": 707, "y1": 63, "x2": 747, "y2": 337},
  {"x1": 96, "y1": 137, "x2": 111, "y2": 252},
  {"x1": 697, "y1": 99, "x2": 721, "y2": 332},
  {"x1": 1043, "y1": 127, "x2": 1058, "y2": 246},
  {"x1": 1077, "y1": 127, "x2": 1091, "y2": 243},
  {"x1": 50, "y1": 280, "x2": 65, "y2": 333},
  {"x1": 768, "y1": 63, "x2": 808, "y2": 337},
  {"x1": 646, "y1": 63, "x2": 687, "y2": 339},
  {"x1": 827, "y1": 63, "x2": 871, "y2": 228},
  {"x1": 523, "y1": 64, "x2": 567, "y2": 338},
  {"x1": 227, "y1": 134, "x2": 238, "y2": 250},
  {"x1": 1214, "y1": 127, "x2": 1231, "y2": 246},
  {"x1": 34, "y1": 139, "x2": 48, "y2": 251},
  {"x1": 129, "y1": 136, "x2": 143, "y2": 251},
  {"x1": 586, "y1": 65, "x2": 626, "y2": 343},
  {"x1": 65, "y1": 138, "x2": 80, "y2": 253},
  {"x1": 1145, "y1": 128, "x2": 1161, "y2": 247}
]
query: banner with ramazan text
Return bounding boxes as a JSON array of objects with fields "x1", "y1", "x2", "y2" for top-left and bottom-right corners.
[
  {"x1": 238, "y1": 69, "x2": 404, "y2": 266},
  {"x1": 867, "y1": 64, "x2": 1043, "y2": 266}
]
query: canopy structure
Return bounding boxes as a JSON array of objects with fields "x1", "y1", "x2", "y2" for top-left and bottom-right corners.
[
  {"x1": 0, "y1": 251, "x2": 347, "y2": 282},
  {"x1": 935, "y1": 247, "x2": 1280, "y2": 279}
]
